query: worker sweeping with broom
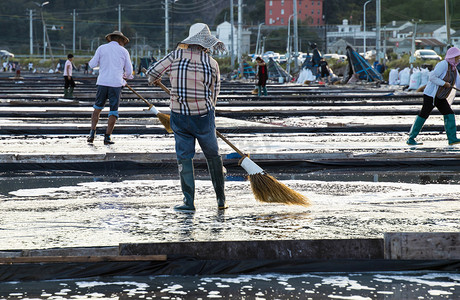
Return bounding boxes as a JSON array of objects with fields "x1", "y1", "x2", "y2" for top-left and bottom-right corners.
[
  {"x1": 146, "y1": 23, "x2": 227, "y2": 211},
  {"x1": 87, "y1": 30, "x2": 133, "y2": 145}
]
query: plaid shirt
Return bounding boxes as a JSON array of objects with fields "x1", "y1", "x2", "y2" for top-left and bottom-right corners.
[{"x1": 147, "y1": 48, "x2": 220, "y2": 116}]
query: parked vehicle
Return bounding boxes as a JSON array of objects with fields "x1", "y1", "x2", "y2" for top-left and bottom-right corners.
[
  {"x1": 262, "y1": 51, "x2": 280, "y2": 62},
  {"x1": 0, "y1": 50, "x2": 14, "y2": 59},
  {"x1": 323, "y1": 53, "x2": 347, "y2": 61},
  {"x1": 414, "y1": 49, "x2": 442, "y2": 61},
  {"x1": 278, "y1": 54, "x2": 287, "y2": 64}
]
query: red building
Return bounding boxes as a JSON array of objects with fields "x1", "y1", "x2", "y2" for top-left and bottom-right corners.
[{"x1": 265, "y1": 0, "x2": 324, "y2": 26}]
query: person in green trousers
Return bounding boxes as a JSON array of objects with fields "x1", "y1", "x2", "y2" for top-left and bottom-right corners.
[{"x1": 407, "y1": 47, "x2": 460, "y2": 146}]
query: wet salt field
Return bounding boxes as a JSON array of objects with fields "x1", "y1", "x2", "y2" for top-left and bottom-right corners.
[
  {"x1": 1, "y1": 149, "x2": 460, "y2": 249},
  {"x1": 0, "y1": 75, "x2": 459, "y2": 299},
  {"x1": 1, "y1": 272, "x2": 459, "y2": 299}
]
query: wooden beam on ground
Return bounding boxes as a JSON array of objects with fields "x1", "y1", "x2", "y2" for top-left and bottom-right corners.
[
  {"x1": 0, "y1": 254, "x2": 167, "y2": 264},
  {"x1": 384, "y1": 232, "x2": 460, "y2": 259}
]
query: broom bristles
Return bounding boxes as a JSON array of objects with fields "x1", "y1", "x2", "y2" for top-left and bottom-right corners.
[
  {"x1": 157, "y1": 112, "x2": 173, "y2": 133},
  {"x1": 249, "y1": 173, "x2": 310, "y2": 206}
]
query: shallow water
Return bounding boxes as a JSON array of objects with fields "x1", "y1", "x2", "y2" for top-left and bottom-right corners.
[
  {"x1": 1, "y1": 169, "x2": 459, "y2": 250},
  {"x1": 0, "y1": 271, "x2": 458, "y2": 299}
]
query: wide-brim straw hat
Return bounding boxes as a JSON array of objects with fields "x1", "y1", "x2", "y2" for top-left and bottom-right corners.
[
  {"x1": 105, "y1": 31, "x2": 130, "y2": 44},
  {"x1": 181, "y1": 23, "x2": 226, "y2": 53}
]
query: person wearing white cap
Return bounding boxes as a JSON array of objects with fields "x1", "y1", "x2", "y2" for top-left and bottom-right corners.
[
  {"x1": 146, "y1": 23, "x2": 227, "y2": 211},
  {"x1": 407, "y1": 46, "x2": 460, "y2": 146},
  {"x1": 87, "y1": 31, "x2": 133, "y2": 145}
]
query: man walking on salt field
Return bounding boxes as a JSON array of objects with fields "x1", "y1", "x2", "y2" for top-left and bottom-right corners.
[{"x1": 87, "y1": 31, "x2": 133, "y2": 145}]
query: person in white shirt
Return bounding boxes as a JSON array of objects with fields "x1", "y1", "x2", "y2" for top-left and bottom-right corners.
[
  {"x1": 407, "y1": 47, "x2": 460, "y2": 146},
  {"x1": 87, "y1": 31, "x2": 133, "y2": 145},
  {"x1": 63, "y1": 54, "x2": 75, "y2": 98}
]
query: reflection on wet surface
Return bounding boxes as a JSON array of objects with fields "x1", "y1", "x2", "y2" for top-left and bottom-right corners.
[
  {"x1": 0, "y1": 272, "x2": 458, "y2": 299},
  {"x1": 0, "y1": 170, "x2": 459, "y2": 249}
]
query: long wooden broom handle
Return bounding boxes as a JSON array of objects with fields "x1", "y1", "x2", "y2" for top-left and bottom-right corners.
[
  {"x1": 215, "y1": 131, "x2": 245, "y2": 157},
  {"x1": 154, "y1": 80, "x2": 246, "y2": 157},
  {"x1": 125, "y1": 84, "x2": 153, "y2": 108}
]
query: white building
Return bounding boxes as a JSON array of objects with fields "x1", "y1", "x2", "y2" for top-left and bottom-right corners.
[
  {"x1": 213, "y1": 21, "x2": 251, "y2": 56},
  {"x1": 398, "y1": 24, "x2": 455, "y2": 44},
  {"x1": 326, "y1": 19, "x2": 376, "y2": 53},
  {"x1": 394, "y1": 24, "x2": 455, "y2": 55},
  {"x1": 452, "y1": 31, "x2": 460, "y2": 49},
  {"x1": 382, "y1": 21, "x2": 412, "y2": 40}
]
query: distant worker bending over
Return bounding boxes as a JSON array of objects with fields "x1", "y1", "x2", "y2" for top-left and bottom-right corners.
[{"x1": 87, "y1": 31, "x2": 133, "y2": 145}]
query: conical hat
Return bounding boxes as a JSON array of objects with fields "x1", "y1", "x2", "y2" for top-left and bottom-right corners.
[
  {"x1": 105, "y1": 31, "x2": 130, "y2": 44},
  {"x1": 181, "y1": 23, "x2": 226, "y2": 53}
]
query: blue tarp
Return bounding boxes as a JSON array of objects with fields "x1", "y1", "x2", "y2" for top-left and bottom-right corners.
[{"x1": 345, "y1": 46, "x2": 382, "y2": 82}]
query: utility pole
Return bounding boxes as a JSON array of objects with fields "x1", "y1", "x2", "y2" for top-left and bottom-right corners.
[
  {"x1": 293, "y1": 0, "x2": 299, "y2": 69},
  {"x1": 135, "y1": 32, "x2": 138, "y2": 65},
  {"x1": 383, "y1": 26, "x2": 387, "y2": 65},
  {"x1": 255, "y1": 22, "x2": 264, "y2": 57},
  {"x1": 28, "y1": 9, "x2": 34, "y2": 55},
  {"x1": 71, "y1": 9, "x2": 77, "y2": 53},
  {"x1": 40, "y1": 4, "x2": 54, "y2": 61},
  {"x1": 230, "y1": 0, "x2": 235, "y2": 68},
  {"x1": 34, "y1": 1, "x2": 52, "y2": 61},
  {"x1": 165, "y1": 0, "x2": 169, "y2": 54},
  {"x1": 445, "y1": 0, "x2": 451, "y2": 46},
  {"x1": 363, "y1": 0, "x2": 372, "y2": 55},
  {"x1": 375, "y1": 0, "x2": 381, "y2": 63},
  {"x1": 262, "y1": 36, "x2": 266, "y2": 55},
  {"x1": 411, "y1": 20, "x2": 420, "y2": 61},
  {"x1": 237, "y1": 0, "x2": 242, "y2": 75},
  {"x1": 287, "y1": 14, "x2": 294, "y2": 76},
  {"x1": 323, "y1": 15, "x2": 327, "y2": 54},
  {"x1": 116, "y1": 4, "x2": 122, "y2": 31}
]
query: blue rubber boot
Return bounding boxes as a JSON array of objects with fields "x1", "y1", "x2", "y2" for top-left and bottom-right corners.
[
  {"x1": 406, "y1": 116, "x2": 426, "y2": 145},
  {"x1": 87, "y1": 129, "x2": 96, "y2": 143},
  {"x1": 104, "y1": 134, "x2": 114, "y2": 145},
  {"x1": 206, "y1": 156, "x2": 227, "y2": 210},
  {"x1": 444, "y1": 114, "x2": 460, "y2": 145},
  {"x1": 257, "y1": 85, "x2": 262, "y2": 97},
  {"x1": 174, "y1": 159, "x2": 196, "y2": 211}
]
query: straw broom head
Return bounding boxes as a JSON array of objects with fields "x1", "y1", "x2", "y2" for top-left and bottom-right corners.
[
  {"x1": 249, "y1": 173, "x2": 310, "y2": 206},
  {"x1": 240, "y1": 156, "x2": 310, "y2": 207},
  {"x1": 126, "y1": 84, "x2": 173, "y2": 134},
  {"x1": 156, "y1": 111, "x2": 173, "y2": 133}
]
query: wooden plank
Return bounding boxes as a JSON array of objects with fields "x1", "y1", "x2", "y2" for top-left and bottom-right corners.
[
  {"x1": 384, "y1": 232, "x2": 460, "y2": 259},
  {"x1": 0, "y1": 255, "x2": 167, "y2": 264},
  {"x1": 120, "y1": 239, "x2": 384, "y2": 260}
]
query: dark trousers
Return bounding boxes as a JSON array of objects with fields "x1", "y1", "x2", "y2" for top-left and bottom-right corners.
[
  {"x1": 64, "y1": 76, "x2": 75, "y2": 89},
  {"x1": 419, "y1": 94, "x2": 454, "y2": 119}
]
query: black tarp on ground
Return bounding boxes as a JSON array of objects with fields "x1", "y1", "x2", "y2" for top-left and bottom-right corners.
[
  {"x1": 300, "y1": 43, "x2": 323, "y2": 78},
  {"x1": 267, "y1": 58, "x2": 291, "y2": 81},
  {"x1": 0, "y1": 258, "x2": 459, "y2": 281},
  {"x1": 344, "y1": 45, "x2": 383, "y2": 82}
]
